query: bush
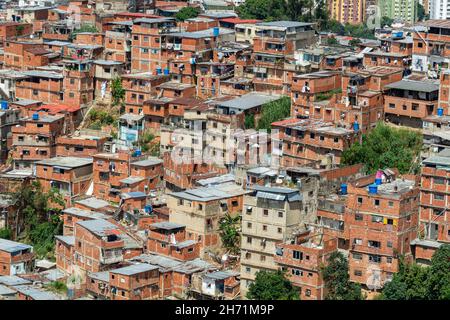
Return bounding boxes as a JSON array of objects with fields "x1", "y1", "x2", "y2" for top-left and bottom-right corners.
[{"x1": 257, "y1": 96, "x2": 291, "y2": 132}]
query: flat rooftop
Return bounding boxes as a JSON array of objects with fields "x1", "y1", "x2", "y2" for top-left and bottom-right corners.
[
  {"x1": 170, "y1": 183, "x2": 248, "y2": 202},
  {"x1": 36, "y1": 157, "x2": 93, "y2": 168},
  {"x1": 0, "y1": 239, "x2": 32, "y2": 253},
  {"x1": 217, "y1": 92, "x2": 282, "y2": 111},
  {"x1": 385, "y1": 79, "x2": 439, "y2": 93}
]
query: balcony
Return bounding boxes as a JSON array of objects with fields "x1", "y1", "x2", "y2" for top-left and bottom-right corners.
[{"x1": 100, "y1": 249, "x2": 123, "y2": 264}]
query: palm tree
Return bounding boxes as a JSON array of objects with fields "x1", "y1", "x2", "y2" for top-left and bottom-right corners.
[{"x1": 218, "y1": 213, "x2": 241, "y2": 255}]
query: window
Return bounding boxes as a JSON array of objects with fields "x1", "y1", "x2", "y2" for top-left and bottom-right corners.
[
  {"x1": 368, "y1": 240, "x2": 381, "y2": 248},
  {"x1": 357, "y1": 197, "x2": 363, "y2": 204},
  {"x1": 355, "y1": 213, "x2": 363, "y2": 221},
  {"x1": 247, "y1": 222, "x2": 252, "y2": 228},
  {"x1": 278, "y1": 212, "x2": 283, "y2": 218},
  {"x1": 374, "y1": 199, "x2": 380, "y2": 206},
  {"x1": 388, "y1": 201, "x2": 394, "y2": 208},
  {"x1": 434, "y1": 177, "x2": 445, "y2": 185},
  {"x1": 246, "y1": 267, "x2": 251, "y2": 273},
  {"x1": 387, "y1": 218, "x2": 394, "y2": 225},
  {"x1": 334, "y1": 137, "x2": 339, "y2": 143},
  {"x1": 352, "y1": 253, "x2": 362, "y2": 260},
  {"x1": 412, "y1": 103, "x2": 419, "y2": 111},
  {"x1": 354, "y1": 270, "x2": 362, "y2": 276},
  {"x1": 371, "y1": 215, "x2": 383, "y2": 223},
  {"x1": 293, "y1": 250, "x2": 303, "y2": 260},
  {"x1": 386, "y1": 257, "x2": 393, "y2": 263},
  {"x1": 263, "y1": 209, "x2": 268, "y2": 216},
  {"x1": 277, "y1": 227, "x2": 282, "y2": 233},
  {"x1": 260, "y1": 255, "x2": 266, "y2": 262},
  {"x1": 369, "y1": 254, "x2": 381, "y2": 263},
  {"x1": 389, "y1": 103, "x2": 395, "y2": 109},
  {"x1": 292, "y1": 269, "x2": 303, "y2": 276},
  {"x1": 247, "y1": 237, "x2": 252, "y2": 244},
  {"x1": 353, "y1": 238, "x2": 362, "y2": 245},
  {"x1": 263, "y1": 225, "x2": 267, "y2": 231},
  {"x1": 387, "y1": 241, "x2": 393, "y2": 248},
  {"x1": 310, "y1": 133, "x2": 315, "y2": 139},
  {"x1": 305, "y1": 289, "x2": 311, "y2": 297},
  {"x1": 418, "y1": 42, "x2": 423, "y2": 48},
  {"x1": 434, "y1": 193, "x2": 445, "y2": 201},
  {"x1": 319, "y1": 135, "x2": 324, "y2": 141}
]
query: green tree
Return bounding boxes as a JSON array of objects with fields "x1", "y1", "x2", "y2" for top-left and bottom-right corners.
[
  {"x1": 247, "y1": 270, "x2": 299, "y2": 300},
  {"x1": 244, "y1": 113, "x2": 255, "y2": 129},
  {"x1": 417, "y1": 4, "x2": 428, "y2": 21},
  {"x1": 0, "y1": 228, "x2": 12, "y2": 239},
  {"x1": 342, "y1": 122, "x2": 423, "y2": 174},
  {"x1": 314, "y1": 0, "x2": 329, "y2": 30},
  {"x1": 349, "y1": 38, "x2": 362, "y2": 47},
  {"x1": 218, "y1": 213, "x2": 241, "y2": 255},
  {"x1": 11, "y1": 181, "x2": 64, "y2": 258},
  {"x1": 110, "y1": 77, "x2": 125, "y2": 107},
  {"x1": 326, "y1": 37, "x2": 339, "y2": 46},
  {"x1": 175, "y1": 7, "x2": 200, "y2": 21},
  {"x1": 427, "y1": 244, "x2": 450, "y2": 300},
  {"x1": 256, "y1": 96, "x2": 291, "y2": 132},
  {"x1": 381, "y1": 258, "x2": 430, "y2": 300},
  {"x1": 321, "y1": 251, "x2": 363, "y2": 300},
  {"x1": 237, "y1": 0, "x2": 287, "y2": 20},
  {"x1": 381, "y1": 16, "x2": 394, "y2": 28},
  {"x1": 133, "y1": 130, "x2": 155, "y2": 153}
]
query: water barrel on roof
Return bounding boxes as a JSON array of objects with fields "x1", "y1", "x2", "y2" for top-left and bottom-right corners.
[
  {"x1": 340, "y1": 183, "x2": 348, "y2": 195},
  {"x1": 163, "y1": 68, "x2": 170, "y2": 75},
  {"x1": 144, "y1": 205, "x2": 153, "y2": 214},
  {"x1": 156, "y1": 66, "x2": 162, "y2": 75},
  {"x1": 437, "y1": 108, "x2": 444, "y2": 117},
  {"x1": 133, "y1": 149, "x2": 142, "y2": 157},
  {"x1": 213, "y1": 27, "x2": 220, "y2": 37},
  {"x1": 375, "y1": 178, "x2": 382, "y2": 185},
  {"x1": 368, "y1": 183, "x2": 378, "y2": 194},
  {"x1": 32, "y1": 113, "x2": 39, "y2": 120},
  {"x1": 1, "y1": 101, "x2": 8, "y2": 110},
  {"x1": 353, "y1": 121, "x2": 359, "y2": 132}
]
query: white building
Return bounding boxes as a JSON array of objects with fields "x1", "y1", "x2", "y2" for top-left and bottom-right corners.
[{"x1": 430, "y1": 0, "x2": 450, "y2": 19}]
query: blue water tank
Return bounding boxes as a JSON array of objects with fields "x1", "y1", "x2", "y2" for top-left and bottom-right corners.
[
  {"x1": 32, "y1": 113, "x2": 39, "y2": 120},
  {"x1": 375, "y1": 178, "x2": 382, "y2": 185},
  {"x1": 163, "y1": 68, "x2": 169, "y2": 75},
  {"x1": 134, "y1": 149, "x2": 142, "y2": 157},
  {"x1": 213, "y1": 27, "x2": 220, "y2": 37},
  {"x1": 353, "y1": 121, "x2": 359, "y2": 132},
  {"x1": 189, "y1": 58, "x2": 196, "y2": 64},
  {"x1": 1, "y1": 101, "x2": 8, "y2": 110},
  {"x1": 368, "y1": 183, "x2": 378, "y2": 194},
  {"x1": 438, "y1": 108, "x2": 444, "y2": 117},
  {"x1": 144, "y1": 205, "x2": 153, "y2": 214},
  {"x1": 340, "y1": 183, "x2": 348, "y2": 195},
  {"x1": 156, "y1": 66, "x2": 162, "y2": 75}
]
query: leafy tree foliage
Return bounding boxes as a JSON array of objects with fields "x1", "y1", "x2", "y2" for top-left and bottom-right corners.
[
  {"x1": 427, "y1": 244, "x2": 450, "y2": 300},
  {"x1": 237, "y1": 0, "x2": 287, "y2": 21},
  {"x1": 244, "y1": 113, "x2": 255, "y2": 129},
  {"x1": 133, "y1": 130, "x2": 155, "y2": 153},
  {"x1": 0, "y1": 228, "x2": 12, "y2": 239},
  {"x1": 342, "y1": 122, "x2": 422, "y2": 174},
  {"x1": 381, "y1": 16, "x2": 394, "y2": 28},
  {"x1": 11, "y1": 181, "x2": 64, "y2": 258},
  {"x1": 326, "y1": 37, "x2": 339, "y2": 46},
  {"x1": 381, "y1": 245, "x2": 450, "y2": 300},
  {"x1": 257, "y1": 96, "x2": 291, "y2": 132},
  {"x1": 349, "y1": 38, "x2": 362, "y2": 47},
  {"x1": 218, "y1": 213, "x2": 241, "y2": 255},
  {"x1": 111, "y1": 76, "x2": 125, "y2": 106},
  {"x1": 70, "y1": 24, "x2": 98, "y2": 41},
  {"x1": 247, "y1": 270, "x2": 299, "y2": 300},
  {"x1": 321, "y1": 251, "x2": 363, "y2": 300},
  {"x1": 417, "y1": 4, "x2": 429, "y2": 21},
  {"x1": 175, "y1": 7, "x2": 200, "y2": 21},
  {"x1": 343, "y1": 23, "x2": 376, "y2": 39}
]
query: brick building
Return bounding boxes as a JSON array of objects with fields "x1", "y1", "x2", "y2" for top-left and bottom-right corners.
[{"x1": 0, "y1": 239, "x2": 34, "y2": 276}]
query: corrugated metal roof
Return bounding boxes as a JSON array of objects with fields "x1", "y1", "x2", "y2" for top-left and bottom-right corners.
[
  {"x1": 75, "y1": 197, "x2": 110, "y2": 209},
  {"x1": 36, "y1": 156, "x2": 92, "y2": 168},
  {"x1": 0, "y1": 275, "x2": 32, "y2": 286},
  {"x1": 110, "y1": 263, "x2": 158, "y2": 276},
  {"x1": 131, "y1": 157, "x2": 163, "y2": 167},
  {"x1": 77, "y1": 219, "x2": 120, "y2": 237},
  {"x1": 217, "y1": 92, "x2": 282, "y2": 111},
  {"x1": 0, "y1": 284, "x2": 16, "y2": 296},
  {"x1": 0, "y1": 239, "x2": 32, "y2": 253},
  {"x1": 14, "y1": 285, "x2": 62, "y2": 300},
  {"x1": 151, "y1": 222, "x2": 185, "y2": 230},
  {"x1": 385, "y1": 79, "x2": 439, "y2": 92},
  {"x1": 88, "y1": 271, "x2": 109, "y2": 282}
]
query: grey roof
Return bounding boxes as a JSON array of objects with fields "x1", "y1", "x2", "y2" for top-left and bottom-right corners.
[
  {"x1": 196, "y1": 174, "x2": 236, "y2": 186},
  {"x1": 75, "y1": 197, "x2": 111, "y2": 210},
  {"x1": 12, "y1": 99, "x2": 41, "y2": 106},
  {"x1": 120, "y1": 176, "x2": 145, "y2": 185},
  {"x1": 14, "y1": 285, "x2": 62, "y2": 300},
  {"x1": 257, "y1": 21, "x2": 314, "y2": 28},
  {"x1": 134, "y1": 17, "x2": 175, "y2": 24},
  {"x1": 132, "y1": 157, "x2": 163, "y2": 167},
  {"x1": 247, "y1": 167, "x2": 278, "y2": 177},
  {"x1": 151, "y1": 221, "x2": 185, "y2": 231},
  {"x1": 94, "y1": 59, "x2": 123, "y2": 66},
  {"x1": 0, "y1": 275, "x2": 32, "y2": 286},
  {"x1": 119, "y1": 113, "x2": 144, "y2": 122},
  {"x1": 129, "y1": 254, "x2": 183, "y2": 271},
  {"x1": 110, "y1": 263, "x2": 158, "y2": 276},
  {"x1": 410, "y1": 238, "x2": 443, "y2": 249},
  {"x1": 121, "y1": 191, "x2": 147, "y2": 199},
  {"x1": 77, "y1": 219, "x2": 120, "y2": 237},
  {"x1": 172, "y1": 240, "x2": 196, "y2": 249},
  {"x1": 204, "y1": 270, "x2": 238, "y2": 280},
  {"x1": 36, "y1": 157, "x2": 92, "y2": 169},
  {"x1": 385, "y1": 79, "x2": 439, "y2": 92},
  {"x1": 0, "y1": 239, "x2": 32, "y2": 253},
  {"x1": 88, "y1": 271, "x2": 109, "y2": 282},
  {"x1": 40, "y1": 269, "x2": 65, "y2": 282},
  {"x1": 55, "y1": 235, "x2": 75, "y2": 246},
  {"x1": 251, "y1": 185, "x2": 302, "y2": 202},
  {"x1": 44, "y1": 40, "x2": 71, "y2": 46},
  {"x1": 170, "y1": 183, "x2": 248, "y2": 202},
  {"x1": 423, "y1": 155, "x2": 450, "y2": 167},
  {"x1": 22, "y1": 70, "x2": 63, "y2": 79},
  {"x1": 168, "y1": 27, "x2": 235, "y2": 39},
  {"x1": 217, "y1": 92, "x2": 282, "y2": 111},
  {"x1": 0, "y1": 284, "x2": 16, "y2": 295},
  {"x1": 24, "y1": 114, "x2": 65, "y2": 123},
  {"x1": 174, "y1": 258, "x2": 215, "y2": 274},
  {"x1": 62, "y1": 207, "x2": 108, "y2": 220}
]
